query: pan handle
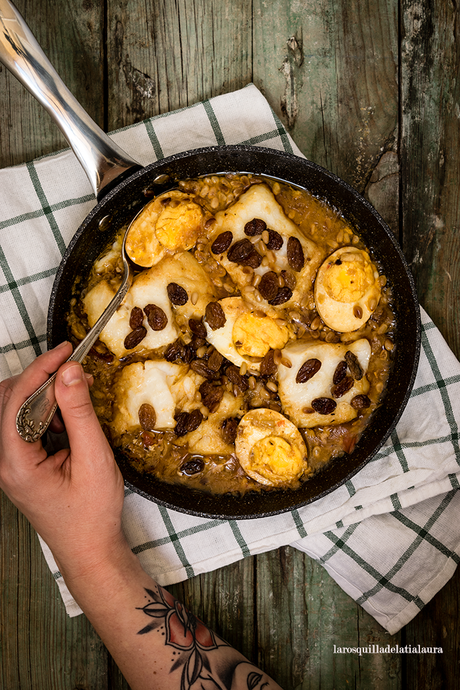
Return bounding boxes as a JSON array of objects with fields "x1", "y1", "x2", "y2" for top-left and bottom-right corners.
[{"x1": 0, "y1": 0, "x2": 142, "y2": 198}]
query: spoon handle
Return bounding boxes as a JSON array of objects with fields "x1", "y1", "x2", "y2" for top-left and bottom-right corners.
[{"x1": 16, "y1": 267, "x2": 133, "y2": 443}]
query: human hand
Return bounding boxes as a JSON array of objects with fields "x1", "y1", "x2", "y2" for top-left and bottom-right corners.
[{"x1": 0, "y1": 342, "x2": 127, "y2": 584}]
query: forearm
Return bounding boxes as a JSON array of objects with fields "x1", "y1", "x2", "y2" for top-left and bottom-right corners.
[{"x1": 62, "y1": 547, "x2": 283, "y2": 690}]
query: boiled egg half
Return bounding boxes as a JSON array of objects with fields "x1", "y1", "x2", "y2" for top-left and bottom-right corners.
[
  {"x1": 314, "y1": 246, "x2": 381, "y2": 332},
  {"x1": 125, "y1": 190, "x2": 204, "y2": 267},
  {"x1": 235, "y1": 408, "x2": 309, "y2": 487}
]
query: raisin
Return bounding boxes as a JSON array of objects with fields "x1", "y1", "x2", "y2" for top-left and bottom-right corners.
[
  {"x1": 370, "y1": 306, "x2": 385, "y2": 324},
  {"x1": 287, "y1": 236, "x2": 305, "y2": 271},
  {"x1": 221, "y1": 417, "x2": 238, "y2": 445},
  {"x1": 311, "y1": 397, "x2": 337, "y2": 414},
  {"x1": 138, "y1": 403, "x2": 156, "y2": 431},
  {"x1": 89, "y1": 346, "x2": 114, "y2": 363},
  {"x1": 174, "y1": 412, "x2": 189, "y2": 436},
  {"x1": 227, "y1": 238, "x2": 254, "y2": 263},
  {"x1": 164, "y1": 338, "x2": 185, "y2": 362},
  {"x1": 144, "y1": 304, "x2": 168, "y2": 331},
  {"x1": 174, "y1": 409, "x2": 203, "y2": 437},
  {"x1": 164, "y1": 338, "x2": 195, "y2": 363},
  {"x1": 185, "y1": 408, "x2": 203, "y2": 432},
  {"x1": 189, "y1": 317, "x2": 207, "y2": 339},
  {"x1": 351, "y1": 394, "x2": 371, "y2": 410},
  {"x1": 265, "y1": 229, "x2": 283, "y2": 250},
  {"x1": 225, "y1": 364, "x2": 249, "y2": 391},
  {"x1": 331, "y1": 376, "x2": 354, "y2": 398},
  {"x1": 345, "y1": 350, "x2": 364, "y2": 380},
  {"x1": 199, "y1": 381, "x2": 224, "y2": 412},
  {"x1": 167, "y1": 282, "x2": 188, "y2": 305},
  {"x1": 190, "y1": 360, "x2": 221, "y2": 380},
  {"x1": 124, "y1": 326, "x2": 147, "y2": 350},
  {"x1": 240, "y1": 249, "x2": 262, "y2": 268},
  {"x1": 268, "y1": 286, "x2": 293, "y2": 305},
  {"x1": 129, "y1": 306, "x2": 144, "y2": 329},
  {"x1": 296, "y1": 358, "x2": 322, "y2": 384},
  {"x1": 208, "y1": 349, "x2": 224, "y2": 372},
  {"x1": 181, "y1": 457, "x2": 205, "y2": 475},
  {"x1": 205, "y1": 301, "x2": 226, "y2": 330},
  {"x1": 244, "y1": 218, "x2": 266, "y2": 236},
  {"x1": 333, "y1": 360, "x2": 348, "y2": 385},
  {"x1": 258, "y1": 271, "x2": 279, "y2": 301},
  {"x1": 211, "y1": 231, "x2": 233, "y2": 254},
  {"x1": 260, "y1": 349, "x2": 277, "y2": 376},
  {"x1": 183, "y1": 343, "x2": 197, "y2": 364}
]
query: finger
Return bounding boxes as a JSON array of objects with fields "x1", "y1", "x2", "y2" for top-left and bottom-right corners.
[
  {"x1": 48, "y1": 410, "x2": 65, "y2": 434},
  {"x1": 54, "y1": 362, "x2": 113, "y2": 465},
  {"x1": 0, "y1": 342, "x2": 73, "y2": 459},
  {"x1": 3, "y1": 341, "x2": 72, "y2": 419},
  {"x1": 47, "y1": 371, "x2": 92, "y2": 435}
]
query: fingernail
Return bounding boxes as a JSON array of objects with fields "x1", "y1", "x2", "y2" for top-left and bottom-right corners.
[
  {"x1": 55, "y1": 340, "x2": 70, "y2": 350},
  {"x1": 61, "y1": 364, "x2": 83, "y2": 386}
]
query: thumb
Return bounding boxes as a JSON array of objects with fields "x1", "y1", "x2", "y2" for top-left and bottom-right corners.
[{"x1": 55, "y1": 362, "x2": 111, "y2": 460}]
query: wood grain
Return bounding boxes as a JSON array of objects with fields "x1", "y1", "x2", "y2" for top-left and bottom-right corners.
[
  {"x1": 105, "y1": 0, "x2": 252, "y2": 129},
  {"x1": 399, "y1": 1, "x2": 460, "y2": 687},
  {"x1": 253, "y1": 0, "x2": 398, "y2": 191},
  {"x1": 401, "y1": 0, "x2": 460, "y2": 359}
]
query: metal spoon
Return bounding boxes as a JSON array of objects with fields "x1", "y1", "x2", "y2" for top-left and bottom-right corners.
[{"x1": 16, "y1": 226, "x2": 134, "y2": 443}]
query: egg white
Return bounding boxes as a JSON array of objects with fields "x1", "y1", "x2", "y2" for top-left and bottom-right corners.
[
  {"x1": 111, "y1": 360, "x2": 200, "y2": 436},
  {"x1": 207, "y1": 184, "x2": 325, "y2": 311}
]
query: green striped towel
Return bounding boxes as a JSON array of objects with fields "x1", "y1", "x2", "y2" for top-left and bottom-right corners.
[{"x1": 1, "y1": 85, "x2": 459, "y2": 634}]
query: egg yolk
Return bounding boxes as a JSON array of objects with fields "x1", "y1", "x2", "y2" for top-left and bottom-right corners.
[
  {"x1": 232, "y1": 312, "x2": 289, "y2": 358},
  {"x1": 250, "y1": 436, "x2": 304, "y2": 482},
  {"x1": 323, "y1": 252, "x2": 375, "y2": 303},
  {"x1": 155, "y1": 201, "x2": 203, "y2": 250}
]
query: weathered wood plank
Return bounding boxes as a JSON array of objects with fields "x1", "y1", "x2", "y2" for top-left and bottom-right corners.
[
  {"x1": 253, "y1": 0, "x2": 399, "y2": 192},
  {"x1": 401, "y1": 0, "x2": 460, "y2": 359},
  {"x1": 400, "y1": 2, "x2": 460, "y2": 688},
  {"x1": 0, "y1": 0, "x2": 104, "y2": 168},
  {"x1": 105, "y1": 0, "x2": 253, "y2": 130},
  {"x1": 0, "y1": 2, "x2": 112, "y2": 687}
]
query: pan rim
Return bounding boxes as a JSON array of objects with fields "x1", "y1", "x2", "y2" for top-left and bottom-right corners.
[{"x1": 47, "y1": 144, "x2": 421, "y2": 520}]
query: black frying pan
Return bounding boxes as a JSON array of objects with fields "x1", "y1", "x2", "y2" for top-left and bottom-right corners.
[{"x1": 1, "y1": 2, "x2": 421, "y2": 519}]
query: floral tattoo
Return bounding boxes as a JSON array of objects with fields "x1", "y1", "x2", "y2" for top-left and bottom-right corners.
[{"x1": 137, "y1": 586, "x2": 272, "y2": 690}]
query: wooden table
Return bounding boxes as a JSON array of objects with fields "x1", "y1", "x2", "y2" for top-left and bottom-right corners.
[{"x1": 1, "y1": 1, "x2": 459, "y2": 688}]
